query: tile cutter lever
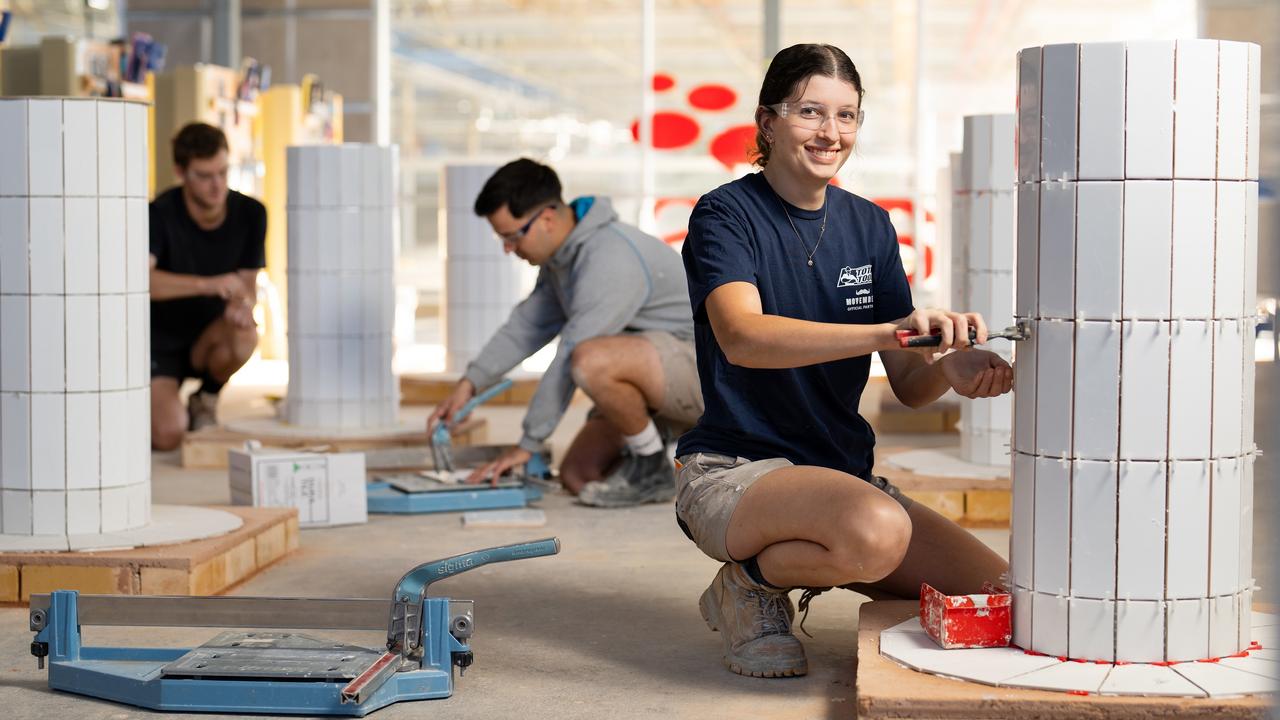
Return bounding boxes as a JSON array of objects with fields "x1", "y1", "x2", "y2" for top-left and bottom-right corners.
[{"x1": 431, "y1": 378, "x2": 514, "y2": 472}]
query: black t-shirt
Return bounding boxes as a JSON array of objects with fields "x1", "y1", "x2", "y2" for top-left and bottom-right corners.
[
  {"x1": 149, "y1": 186, "x2": 266, "y2": 348},
  {"x1": 675, "y1": 172, "x2": 914, "y2": 479}
]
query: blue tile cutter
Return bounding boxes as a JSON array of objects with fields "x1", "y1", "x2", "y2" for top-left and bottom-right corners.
[{"x1": 29, "y1": 537, "x2": 560, "y2": 716}]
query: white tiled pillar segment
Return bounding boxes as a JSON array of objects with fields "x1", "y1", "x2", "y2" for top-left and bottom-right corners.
[
  {"x1": 1010, "y1": 41, "x2": 1260, "y2": 663},
  {"x1": 441, "y1": 164, "x2": 526, "y2": 373},
  {"x1": 285, "y1": 144, "x2": 399, "y2": 430},
  {"x1": 0, "y1": 98, "x2": 152, "y2": 537},
  {"x1": 956, "y1": 115, "x2": 1016, "y2": 466}
]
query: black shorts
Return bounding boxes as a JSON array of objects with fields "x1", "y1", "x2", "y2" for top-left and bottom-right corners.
[{"x1": 151, "y1": 314, "x2": 220, "y2": 381}]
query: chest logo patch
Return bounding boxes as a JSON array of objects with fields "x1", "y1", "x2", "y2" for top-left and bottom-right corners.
[{"x1": 837, "y1": 264, "x2": 873, "y2": 288}]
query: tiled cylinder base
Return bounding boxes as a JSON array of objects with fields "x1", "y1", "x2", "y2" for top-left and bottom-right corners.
[
  {"x1": 1010, "y1": 40, "x2": 1260, "y2": 662},
  {"x1": 285, "y1": 145, "x2": 398, "y2": 430},
  {"x1": 954, "y1": 114, "x2": 1015, "y2": 466},
  {"x1": 441, "y1": 164, "x2": 527, "y2": 373},
  {"x1": 0, "y1": 97, "x2": 151, "y2": 537}
]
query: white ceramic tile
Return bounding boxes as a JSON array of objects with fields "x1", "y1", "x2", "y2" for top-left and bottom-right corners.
[
  {"x1": 29, "y1": 393, "x2": 65, "y2": 490},
  {"x1": 1213, "y1": 320, "x2": 1245, "y2": 457},
  {"x1": 1005, "y1": 659, "x2": 1114, "y2": 692},
  {"x1": 127, "y1": 293, "x2": 148, "y2": 388},
  {"x1": 989, "y1": 386, "x2": 1013, "y2": 434},
  {"x1": 1116, "y1": 599, "x2": 1166, "y2": 662},
  {"x1": 1171, "y1": 180, "x2": 1216, "y2": 319},
  {"x1": 989, "y1": 193, "x2": 1015, "y2": 275},
  {"x1": 61, "y1": 100, "x2": 98, "y2": 197},
  {"x1": 1039, "y1": 43, "x2": 1079, "y2": 181},
  {"x1": 0, "y1": 296, "x2": 30, "y2": 393},
  {"x1": 98, "y1": 295, "x2": 127, "y2": 391},
  {"x1": 340, "y1": 145, "x2": 364, "y2": 207},
  {"x1": 1167, "y1": 460, "x2": 1211, "y2": 599},
  {"x1": 27, "y1": 100, "x2": 63, "y2": 196},
  {"x1": 317, "y1": 208, "x2": 340, "y2": 274},
  {"x1": 1210, "y1": 457, "x2": 1243, "y2": 596},
  {"x1": 1070, "y1": 460, "x2": 1117, "y2": 598},
  {"x1": 0, "y1": 100, "x2": 28, "y2": 195},
  {"x1": 294, "y1": 147, "x2": 320, "y2": 208},
  {"x1": 1017, "y1": 48, "x2": 1043, "y2": 183},
  {"x1": 1239, "y1": 457, "x2": 1255, "y2": 595},
  {"x1": 62, "y1": 197, "x2": 99, "y2": 294},
  {"x1": 340, "y1": 341, "x2": 361, "y2": 401},
  {"x1": 100, "y1": 485, "x2": 129, "y2": 533},
  {"x1": 316, "y1": 400, "x2": 339, "y2": 429},
  {"x1": 1074, "y1": 182, "x2": 1123, "y2": 319},
  {"x1": 1098, "y1": 663, "x2": 1208, "y2": 697},
  {"x1": 1244, "y1": 183, "x2": 1258, "y2": 314},
  {"x1": 964, "y1": 115, "x2": 993, "y2": 191},
  {"x1": 1034, "y1": 321, "x2": 1073, "y2": 457},
  {"x1": 881, "y1": 630, "x2": 1059, "y2": 685},
  {"x1": 1, "y1": 488, "x2": 32, "y2": 534},
  {"x1": 0, "y1": 394, "x2": 31, "y2": 491},
  {"x1": 1033, "y1": 456, "x2": 1070, "y2": 594},
  {"x1": 0, "y1": 198, "x2": 29, "y2": 295},
  {"x1": 318, "y1": 148, "x2": 341, "y2": 206},
  {"x1": 31, "y1": 489, "x2": 66, "y2": 535},
  {"x1": 63, "y1": 393, "x2": 99, "y2": 491},
  {"x1": 64, "y1": 295, "x2": 99, "y2": 392},
  {"x1": 65, "y1": 488, "x2": 99, "y2": 535},
  {"x1": 1068, "y1": 597, "x2": 1115, "y2": 662},
  {"x1": 1125, "y1": 41, "x2": 1175, "y2": 179},
  {"x1": 1246, "y1": 44, "x2": 1260, "y2": 180},
  {"x1": 1011, "y1": 328, "x2": 1035, "y2": 454},
  {"x1": 1218, "y1": 655, "x2": 1280, "y2": 680},
  {"x1": 125, "y1": 387, "x2": 148, "y2": 485},
  {"x1": 1168, "y1": 319, "x2": 1213, "y2": 459},
  {"x1": 1167, "y1": 598, "x2": 1211, "y2": 661},
  {"x1": 1030, "y1": 591, "x2": 1070, "y2": 658},
  {"x1": 1012, "y1": 584, "x2": 1034, "y2": 649},
  {"x1": 97, "y1": 198, "x2": 127, "y2": 294},
  {"x1": 1116, "y1": 461, "x2": 1166, "y2": 600},
  {"x1": 317, "y1": 337, "x2": 341, "y2": 396},
  {"x1": 1209, "y1": 594, "x2": 1242, "y2": 658},
  {"x1": 991, "y1": 115, "x2": 1015, "y2": 191},
  {"x1": 29, "y1": 296, "x2": 65, "y2": 392},
  {"x1": 1121, "y1": 181, "x2": 1172, "y2": 319},
  {"x1": 125, "y1": 198, "x2": 148, "y2": 292},
  {"x1": 1214, "y1": 182, "x2": 1247, "y2": 319},
  {"x1": 340, "y1": 209, "x2": 363, "y2": 276},
  {"x1": 126, "y1": 481, "x2": 149, "y2": 528},
  {"x1": 1074, "y1": 322, "x2": 1120, "y2": 460},
  {"x1": 98, "y1": 391, "x2": 128, "y2": 488},
  {"x1": 1216, "y1": 42, "x2": 1248, "y2": 181},
  {"x1": 966, "y1": 193, "x2": 993, "y2": 271},
  {"x1": 1077, "y1": 43, "x2": 1125, "y2": 180},
  {"x1": 1037, "y1": 183, "x2": 1075, "y2": 319},
  {"x1": 1173, "y1": 40, "x2": 1219, "y2": 180},
  {"x1": 96, "y1": 101, "x2": 125, "y2": 197},
  {"x1": 1120, "y1": 321, "x2": 1169, "y2": 460},
  {"x1": 28, "y1": 197, "x2": 65, "y2": 294},
  {"x1": 124, "y1": 103, "x2": 148, "y2": 198}
]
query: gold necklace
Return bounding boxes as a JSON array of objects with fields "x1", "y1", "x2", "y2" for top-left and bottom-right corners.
[{"x1": 773, "y1": 189, "x2": 827, "y2": 267}]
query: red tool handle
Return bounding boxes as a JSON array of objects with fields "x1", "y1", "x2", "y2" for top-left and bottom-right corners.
[{"x1": 895, "y1": 327, "x2": 979, "y2": 348}]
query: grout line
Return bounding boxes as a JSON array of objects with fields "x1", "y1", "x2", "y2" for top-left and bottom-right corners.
[
  {"x1": 1114, "y1": 43, "x2": 1129, "y2": 661},
  {"x1": 1163, "y1": 40, "x2": 1179, "y2": 663}
]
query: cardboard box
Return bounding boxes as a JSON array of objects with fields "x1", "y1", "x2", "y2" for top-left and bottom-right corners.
[{"x1": 229, "y1": 445, "x2": 367, "y2": 528}]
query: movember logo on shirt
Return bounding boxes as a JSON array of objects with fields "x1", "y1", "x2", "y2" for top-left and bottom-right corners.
[{"x1": 837, "y1": 264, "x2": 872, "y2": 288}]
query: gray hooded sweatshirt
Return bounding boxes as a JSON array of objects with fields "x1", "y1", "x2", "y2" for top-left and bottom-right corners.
[{"x1": 462, "y1": 196, "x2": 694, "y2": 453}]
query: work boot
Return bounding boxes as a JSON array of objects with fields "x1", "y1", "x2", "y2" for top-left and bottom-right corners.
[
  {"x1": 699, "y1": 562, "x2": 808, "y2": 678},
  {"x1": 577, "y1": 451, "x2": 675, "y2": 508},
  {"x1": 187, "y1": 391, "x2": 220, "y2": 432}
]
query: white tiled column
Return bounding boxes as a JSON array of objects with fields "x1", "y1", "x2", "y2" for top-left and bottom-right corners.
[
  {"x1": 441, "y1": 164, "x2": 526, "y2": 373},
  {"x1": 284, "y1": 145, "x2": 399, "y2": 430},
  {"x1": 955, "y1": 114, "x2": 1015, "y2": 466},
  {"x1": 1010, "y1": 40, "x2": 1260, "y2": 663},
  {"x1": 0, "y1": 98, "x2": 151, "y2": 538}
]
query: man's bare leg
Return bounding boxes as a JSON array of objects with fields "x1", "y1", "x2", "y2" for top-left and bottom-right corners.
[
  {"x1": 558, "y1": 416, "x2": 625, "y2": 495},
  {"x1": 151, "y1": 377, "x2": 186, "y2": 450},
  {"x1": 189, "y1": 316, "x2": 258, "y2": 385}
]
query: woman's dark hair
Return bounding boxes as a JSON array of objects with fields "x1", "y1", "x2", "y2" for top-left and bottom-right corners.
[
  {"x1": 171, "y1": 122, "x2": 229, "y2": 169},
  {"x1": 473, "y1": 158, "x2": 563, "y2": 217},
  {"x1": 754, "y1": 44, "x2": 864, "y2": 168}
]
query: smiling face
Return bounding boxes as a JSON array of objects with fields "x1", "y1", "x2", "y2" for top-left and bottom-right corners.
[{"x1": 759, "y1": 74, "x2": 860, "y2": 185}]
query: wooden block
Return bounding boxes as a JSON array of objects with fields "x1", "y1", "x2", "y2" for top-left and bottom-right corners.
[
  {"x1": 908, "y1": 491, "x2": 965, "y2": 522},
  {"x1": 21, "y1": 565, "x2": 132, "y2": 600},
  {"x1": 0, "y1": 564, "x2": 18, "y2": 602},
  {"x1": 140, "y1": 567, "x2": 191, "y2": 595},
  {"x1": 189, "y1": 555, "x2": 228, "y2": 597},
  {"x1": 255, "y1": 521, "x2": 288, "y2": 567},
  {"x1": 225, "y1": 539, "x2": 257, "y2": 587},
  {"x1": 966, "y1": 489, "x2": 1012, "y2": 524},
  {"x1": 285, "y1": 516, "x2": 300, "y2": 552}
]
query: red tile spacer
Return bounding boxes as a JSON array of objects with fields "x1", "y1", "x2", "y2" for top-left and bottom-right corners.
[{"x1": 1067, "y1": 690, "x2": 1090, "y2": 697}]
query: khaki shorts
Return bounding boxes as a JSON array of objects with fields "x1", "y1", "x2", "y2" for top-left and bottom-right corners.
[
  {"x1": 674, "y1": 452, "x2": 913, "y2": 563},
  {"x1": 588, "y1": 330, "x2": 703, "y2": 436}
]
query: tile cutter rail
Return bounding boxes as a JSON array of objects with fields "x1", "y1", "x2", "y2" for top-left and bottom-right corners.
[{"x1": 29, "y1": 537, "x2": 560, "y2": 716}]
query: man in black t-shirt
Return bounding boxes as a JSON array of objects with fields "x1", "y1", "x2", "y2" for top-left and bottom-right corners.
[{"x1": 149, "y1": 123, "x2": 266, "y2": 450}]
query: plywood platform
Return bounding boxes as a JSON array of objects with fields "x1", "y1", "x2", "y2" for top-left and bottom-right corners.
[
  {"x1": 856, "y1": 600, "x2": 1270, "y2": 719},
  {"x1": 873, "y1": 395, "x2": 961, "y2": 434},
  {"x1": 400, "y1": 373, "x2": 541, "y2": 405},
  {"x1": 0, "y1": 506, "x2": 298, "y2": 602},
  {"x1": 180, "y1": 416, "x2": 488, "y2": 469},
  {"x1": 877, "y1": 445, "x2": 1011, "y2": 527}
]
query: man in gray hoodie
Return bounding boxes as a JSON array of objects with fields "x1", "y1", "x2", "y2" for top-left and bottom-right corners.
[{"x1": 427, "y1": 159, "x2": 702, "y2": 507}]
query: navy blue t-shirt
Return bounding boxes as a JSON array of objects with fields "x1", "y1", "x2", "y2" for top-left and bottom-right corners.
[{"x1": 675, "y1": 172, "x2": 914, "y2": 479}]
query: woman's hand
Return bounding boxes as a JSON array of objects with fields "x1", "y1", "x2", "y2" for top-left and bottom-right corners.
[
  {"x1": 939, "y1": 350, "x2": 1013, "y2": 398},
  {"x1": 892, "y1": 308, "x2": 988, "y2": 361}
]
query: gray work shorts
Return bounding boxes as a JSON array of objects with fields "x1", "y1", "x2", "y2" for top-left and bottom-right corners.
[{"x1": 673, "y1": 452, "x2": 912, "y2": 563}]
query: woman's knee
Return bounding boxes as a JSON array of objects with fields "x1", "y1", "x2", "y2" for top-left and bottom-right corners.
[{"x1": 832, "y1": 498, "x2": 912, "y2": 582}]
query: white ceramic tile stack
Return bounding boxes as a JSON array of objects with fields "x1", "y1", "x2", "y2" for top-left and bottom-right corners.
[
  {"x1": 284, "y1": 145, "x2": 399, "y2": 430},
  {"x1": 441, "y1": 164, "x2": 526, "y2": 373},
  {"x1": 0, "y1": 98, "x2": 152, "y2": 541},
  {"x1": 1011, "y1": 41, "x2": 1260, "y2": 663},
  {"x1": 955, "y1": 115, "x2": 1016, "y2": 467}
]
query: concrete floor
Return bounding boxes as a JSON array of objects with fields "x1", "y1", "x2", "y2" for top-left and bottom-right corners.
[{"x1": 0, "y1": 374, "x2": 1272, "y2": 719}]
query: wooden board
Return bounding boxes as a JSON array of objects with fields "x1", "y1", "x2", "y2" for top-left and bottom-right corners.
[
  {"x1": 180, "y1": 416, "x2": 488, "y2": 469},
  {"x1": 400, "y1": 374, "x2": 542, "y2": 406},
  {"x1": 857, "y1": 600, "x2": 1270, "y2": 719},
  {"x1": 873, "y1": 395, "x2": 961, "y2": 434},
  {"x1": 876, "y1": 445, "x2": 1011, "y2": 528},
  {"x1": 0, "y1": 506, "x2": 298, "y2": 602}
]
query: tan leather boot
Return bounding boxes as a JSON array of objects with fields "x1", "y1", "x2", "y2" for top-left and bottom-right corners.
[{"x1": 698, "y1": 562, "x2": 808, "y2": 677}]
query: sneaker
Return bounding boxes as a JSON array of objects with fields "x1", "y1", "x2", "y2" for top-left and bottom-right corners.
[
  {"x1": 699, "y1": 562, "x2": 808, "y2": 678},
  {"x1": 576, "y1": 451, "x2": 675, "y2": 508},
  {"x1": 187, "y1": 391, "x2": 220, "y2": 432}
]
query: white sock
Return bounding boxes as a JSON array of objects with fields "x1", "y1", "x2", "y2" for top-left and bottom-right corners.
[{"x1": 624, "y1": 420, "x2": 664, "y2": 456}]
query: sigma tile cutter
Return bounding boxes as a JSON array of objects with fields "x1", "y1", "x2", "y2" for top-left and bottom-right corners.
[{"x1": 29, "y1": 537, "x2": 559, "y2": 716}]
